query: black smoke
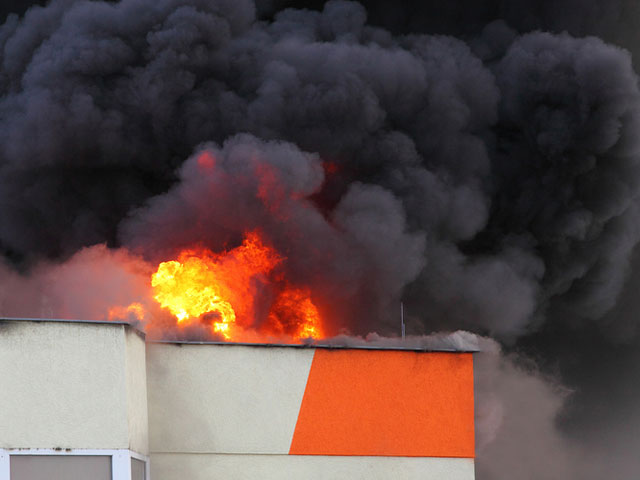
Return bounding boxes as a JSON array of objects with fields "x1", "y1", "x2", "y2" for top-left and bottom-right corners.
[{"x1": 2, "y1": 0, "x2": 640, "y2": 478}]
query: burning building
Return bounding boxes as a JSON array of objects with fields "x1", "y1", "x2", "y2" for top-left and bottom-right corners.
[
  {"x1": 0, "y1": 318, "x2": 475, "y2": 479},
  {"x1": 3, "y1": 0, "x2": 640, "y2": 478}
]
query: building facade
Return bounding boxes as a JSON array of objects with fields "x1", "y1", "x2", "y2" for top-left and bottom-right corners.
[{"x1": 0, "y1": 319, "x2": 475, "y2": 479}]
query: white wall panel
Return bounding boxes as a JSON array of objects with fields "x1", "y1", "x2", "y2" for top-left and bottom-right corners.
[
  {"x1": 0, "y1": 320, "x2": 147, "y2": 453},
  {"x1": 146, "y1": 343, "x2": 314, "y2": 454}
]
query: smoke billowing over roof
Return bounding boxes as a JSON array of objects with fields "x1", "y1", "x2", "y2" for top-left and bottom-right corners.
[{"x1": 1, "y1": 0, "x2": 640, "y2": 478}]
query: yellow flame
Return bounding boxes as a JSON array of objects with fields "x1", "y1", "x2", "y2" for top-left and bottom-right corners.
[
  {"x1": 149, "y1": 232, "x2": 323, "y2": 341},
  {"x1": 151, "y1": 256, "x2": 237, "y2": 338}
]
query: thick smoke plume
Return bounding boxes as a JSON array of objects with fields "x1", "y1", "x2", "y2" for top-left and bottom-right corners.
[{"x1": 2, "y1": 0, "x2": 640, "y2": 478}]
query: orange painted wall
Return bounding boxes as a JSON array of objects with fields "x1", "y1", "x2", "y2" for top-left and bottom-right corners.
[{"x1": 289, "y1": 350, "x2": 474, "y2": 458}]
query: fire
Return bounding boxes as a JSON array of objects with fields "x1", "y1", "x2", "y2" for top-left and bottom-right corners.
[
  {"x1": 108, "y1": 302, "x2": 145, "y2": 322},
  {"x1": 268, "y1": 287, "x2": 323, "y2": 339},
  {"x1": 149, "y1": 231, "x2": 323, "y2": 341}
]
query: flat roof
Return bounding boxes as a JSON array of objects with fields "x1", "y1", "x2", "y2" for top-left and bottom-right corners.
[
  {"x1": 0, "y1": 318, "x2": 478, "y2": 352},
  {"x1": 150, "y1": 339, "x2": 477, "y2": 353}
]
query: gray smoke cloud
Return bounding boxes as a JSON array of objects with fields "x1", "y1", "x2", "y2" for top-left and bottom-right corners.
[
  {"x1": 5, "y1": 0, "x2": 638, "y2": 338},
  {"x1": 1, "y1": 0, "x2": 640, "y2": 478},
  {"x1": 121, "y1": 133, "x2": 425, "y2": 332}
]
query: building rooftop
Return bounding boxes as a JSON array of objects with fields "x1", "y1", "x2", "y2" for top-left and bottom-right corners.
[{"x1": 0, "y1": 317, "x2": 479, "y2": 352}]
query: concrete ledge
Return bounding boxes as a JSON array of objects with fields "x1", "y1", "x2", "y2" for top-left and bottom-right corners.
[{"x1": 150, "y1": 453, "x2": 475, "y2": 480}]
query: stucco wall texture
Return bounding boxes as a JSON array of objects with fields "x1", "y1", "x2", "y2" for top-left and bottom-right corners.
[
  {"x1": 0, "y1": 320, "x2": 147, "y2": 454},
  {"x1": 149, "y1": 454, "x2": 475, "y2": 480},
  {"x1": 0, "y1": 320, "x2": 475, "y2": 479},
  {"x1": 146, "y1": 343, "x2": 474, "y2": 479}
]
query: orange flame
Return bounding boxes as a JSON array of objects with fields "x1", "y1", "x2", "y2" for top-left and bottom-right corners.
[
  {"x1": 108, "y1": 302, "x2": 145, "y2": 322},
  {"x1": 268, "y1": 287, "x2": 323, "y2": 339},
  {"x1": 149, "y1": 232, "x2": 323, "y2": 341}
]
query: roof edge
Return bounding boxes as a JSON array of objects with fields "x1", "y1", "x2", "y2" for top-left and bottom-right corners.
[
  {"x1": 149, "y1": 339, "x2": 478, "y2": 353},
  {"x1": 0, "y1": 317, "x2": 146, "y2": 339},
  {"x1": 0, "y1": 318, "x2": 478, "y2": 352}
]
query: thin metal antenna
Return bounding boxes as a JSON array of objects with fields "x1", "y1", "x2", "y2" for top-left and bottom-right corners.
[{"x1": 401, "y1": 302, "x2": 405, "y2": 339}]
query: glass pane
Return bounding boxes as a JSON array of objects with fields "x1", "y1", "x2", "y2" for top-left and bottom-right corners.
[
  {"x1": 131, "y1": 457, "x2": 146, "y2": 480},
  {"x1": 11, "y1": 455, "x2": 111, "y2": 480}
]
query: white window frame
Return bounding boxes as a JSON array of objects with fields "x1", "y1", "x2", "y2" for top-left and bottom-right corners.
[{"x1": 0, "y1": 448, "x2": 149, "y2": 480}]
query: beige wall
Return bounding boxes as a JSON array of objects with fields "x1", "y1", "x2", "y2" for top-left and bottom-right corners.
[
  {"x1": 125, "y1": 328, "x2": 149, "y2": 455},
  {"x1": 150, "y1": 453, "x2": 475, "y2": 480},
  {"x1": 0, "y1": 320, "x2": 148, "y2": 454},
  {"x1": 146, "y1": 342, "x2": 475, "y2": 480},
  {"x1": 1, "y1": 321, "x2": 474, "y2": 479},
  {"x1": 146, "y1": 343, "x2": 314, "y2": 455}
]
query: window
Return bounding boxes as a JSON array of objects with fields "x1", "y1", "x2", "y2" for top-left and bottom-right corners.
[
  {"x1": 131, "y1": 457, "x2": 146, "y2": 480},
  {"x1": 1, "y1": 450, "x2": 149, "y2": 480},
  {"x1": 10, "y1": 455, "x2": 111, "y2": 480}
]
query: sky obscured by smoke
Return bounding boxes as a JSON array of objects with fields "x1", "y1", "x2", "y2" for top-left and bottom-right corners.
[{"x1": 1, "y1": 0, "x2": 640, "y2": 478}]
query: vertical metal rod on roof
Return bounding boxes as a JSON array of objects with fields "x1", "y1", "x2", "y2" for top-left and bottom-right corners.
[{"x1": 401, "y1": 302, "x2": 405, "y2": 339}]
